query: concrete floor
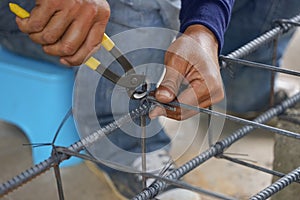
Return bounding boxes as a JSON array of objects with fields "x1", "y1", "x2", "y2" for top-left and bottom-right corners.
[{"x1": 0, "y1": 31, "x2": 299, "y2": 200}]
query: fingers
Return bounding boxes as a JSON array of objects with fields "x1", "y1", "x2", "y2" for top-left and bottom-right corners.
[
  {"x1": 149, "y1": 53, "x2": 186, "y2": 119},
  {"x1": 16, "y1": 1, "x2": 55, "y2": 34},
  {"x1": 60, "y1": 21, "x2": 104, "y2": 66},
  {"x1": 154, "y1": 52, "x2": 188, "y2": 102},
  {"x1": 42, "y1": 12, "x2": 94, "y2": 57},
  {"x1": 150, "y1": 79, "x2": 210, "y2": 121},
  {"x1": 149, "y1": 24, "x2": 224, "y2": 121},
  {"x1": 15, "y1": 0, "x2": 110, "y2": 66},
  {"x1": 150, "y1": 80, "x2": 223, "y2": 120},
  {"x1": 149, "y1": 51, "x2": 223, "y2": 120},
  {"x1": 28, "y1": 10, "x2": 74, "y2": 45}
]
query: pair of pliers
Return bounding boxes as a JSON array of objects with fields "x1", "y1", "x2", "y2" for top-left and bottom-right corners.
[
  {"x1": 83, "y1": 36, "x2": 146, "y2": 99},
  {"x1": 9, "y1": 3, "x2": 147, "y2": 99}
]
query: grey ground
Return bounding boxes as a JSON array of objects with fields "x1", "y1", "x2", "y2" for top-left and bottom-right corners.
[{"x1": 0, "y1": 31, "x2": 299, "y2": 200}]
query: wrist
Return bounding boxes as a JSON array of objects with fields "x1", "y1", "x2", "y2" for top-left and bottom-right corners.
[{"x1": 183, "y1": 24, "x2": 219, "y2": 58}]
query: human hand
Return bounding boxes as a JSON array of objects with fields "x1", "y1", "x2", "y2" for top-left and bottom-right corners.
[
  {"x1": 15, "y1": 0, "x2": 110, "y2": 66},
  {"x1": 149, "y1": 25, "x2": 224, "y2": 120}
]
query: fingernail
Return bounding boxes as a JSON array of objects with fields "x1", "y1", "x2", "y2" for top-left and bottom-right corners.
[{"x1": 156, "y1": 89, "x2": 173, "y2": 99}]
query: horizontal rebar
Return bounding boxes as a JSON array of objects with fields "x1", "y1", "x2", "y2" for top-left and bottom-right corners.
[
  {"x1": 219, "y1": 155, "x2": 300, "y2": 183},
  {"x1": 250, "y1": 166, "x2": 300, "y2": 200},
  {"x1": 147, "y1": 96, "x2": 300, "y2": 140},
  {"x1": 2, "y1": 12, "x2": 300, "y2": 200},
  {"x1": 220, "y1": 56, "x2": 300, "y2": 77},
  {"x1": 225, "y1": 14, "x2": 300, "y2": 60},
  {"x1": 132, "y1": 92, "x2": 300, "y2": 200},
  {"x1": 0, "y1": 104, "x2": 149, "y2": 197}
]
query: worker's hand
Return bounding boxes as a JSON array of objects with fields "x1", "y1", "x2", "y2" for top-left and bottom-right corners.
[
  {"x1": 149, "y1": 25, "x2": 224, "y2": 120},
  {"x1": 15, "y1": 0, "x2": 110, "y2": 66}
]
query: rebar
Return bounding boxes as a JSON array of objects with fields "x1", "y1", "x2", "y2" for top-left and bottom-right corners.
[
  {"x1": 132, "y1": 92, "x2": 300, "y2": 200},
  {"x1": 219, "y1": 155, "x2": 300, "y2": 183},
  {"x1": 0, "y1": 104, "x2": 149, "y2": 197},
  {"x1": 250, "y1": 167, "x2": 300, "y2": 200},
  {"x1": 225, "y1": 14, "x2": 300, "y2": 60},
  {"x1": 2, "y1": 12, "x2": 300, "y2": 200},
  {"x1": 220, "y1": 56, "x2": 300, "y2": 77},
  {"x1": 147, "y1": 96, "x2": 300, "y2": 139}
]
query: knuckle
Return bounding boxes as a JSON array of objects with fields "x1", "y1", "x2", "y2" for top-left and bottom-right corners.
[
  {"x1": 211, "y1": 88, "x2": 224, "y2": 104},
  {"x1": 96, "y1": 1, "x2": 110, "y2": 21},
  {"x1": 47, "y1": 0, "x2": 61, "y2": 9},
  {"x1": 42, "y1": 32, "x2": 58, "y2": 44},
  {"x1": 30, "y1": 20, "x2": 44, "y2": 32},
  {"x1": 101, "y1": 5, "x2": 111, "y2": 20},
  {"x1": 60, "y1": 42, "x2": 77, "y2": 55},
  {"x1": 84, "y1": 6, "x2": 98, "y2": 19}
]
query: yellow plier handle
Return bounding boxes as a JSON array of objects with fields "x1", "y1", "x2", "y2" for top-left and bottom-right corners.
[
  {"x1": 9, "y1": 3, "x2": 115, "y2": 53},
  {"x1": 9, "y1": 3, "x2": 146, "y2": 97}
]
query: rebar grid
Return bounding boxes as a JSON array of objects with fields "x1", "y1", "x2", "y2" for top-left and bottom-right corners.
[
  {"x1": 0, "y1": 13, "x2": 300, "y2": 200},
  {"x1": 132, "y1": 92, "x2": 300, "y2": 200},
  {"x1": 0, "y1": 104, "x2": 150, "y2": 196},
  {"x1": 131, "y1": 14, "x2": 300, "y2": 200}
]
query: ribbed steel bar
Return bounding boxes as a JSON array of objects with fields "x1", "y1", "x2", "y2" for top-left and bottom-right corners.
[
  {"x1": 132, "y1": 92, "x2": 300, "y2": 200},
  {"x1": 147, "y1": 96, "x2": 300, "y2": 139},
  {"x1": 250, "y1": 166, "x2": 300, "y2": 200},
  {"x1": 2, "y1": 12, "x2": 300, "y2": 200},
  {"x1": 225, "y1": 14, "x2": 300, "y2": 60},
  {"x1": 220, "y1": 56, "x2": 300, "y2": 77},
  {"x1": 219, "y1": 155, "x2": 300, "y2": 183},
  {"x1": 53, "y1": 164, "x2": 65, "y2": 200},
  {"x1": 143, "y1": 173, "x2": 237, "y2": 200},
  {"x1": 0, "y1": 104, "x2": 149, "y2": 197},
  {"x1": 275, "y1": 19, "x2": 300, "y2": 27},
  {"x1": 141, "y1": 115, "x2": 147, "y2": 189},
  {"x1": 55, "y1": 147, "x2": 237, "y2": 200}
]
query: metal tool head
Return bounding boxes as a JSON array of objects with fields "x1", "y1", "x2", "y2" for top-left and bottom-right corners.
[
  {"x1": 116, "y1": 74, "x2": 147, "y2": 99},
  {"x1": 129, "y1": 80, "x2": 149, "y2": 100}
]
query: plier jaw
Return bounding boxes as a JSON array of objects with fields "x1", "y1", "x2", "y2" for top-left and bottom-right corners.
[
  {"x1": 9, "y1": 3, "x2": 149, "y2": 99},
  {"x1": 117, "y1": 74, "x2": 147, "y2": 99},
  {"x1": 83, "y1": 35, "x2": 149, "y2": 100}
]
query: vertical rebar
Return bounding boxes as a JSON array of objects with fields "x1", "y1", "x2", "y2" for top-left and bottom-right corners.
[
  {"x1": 207, "y1": 106, "x2": 214, "y2": 147},
  {"x1": 270, "y1": 37, "x2": 279, "y2": 107},
  {"x1": 0, "y1": 104, "x2": 150, "y2": 197},
  {"x1": 141, "y1": 115, "x2": 147, "y2": 189},
  {"x1": 53, "y1": 164, "x2": 65, "y2": 200}
]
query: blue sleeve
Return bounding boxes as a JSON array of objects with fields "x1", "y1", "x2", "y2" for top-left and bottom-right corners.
[{"x1": 180, "y1": 0, "x2": 234, "y2": 51}]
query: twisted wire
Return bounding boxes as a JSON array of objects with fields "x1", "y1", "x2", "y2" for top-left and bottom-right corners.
[
  {"x1": 250, "y1": 167, "x2": 300, "y2": 200},
  {"x1": 132, "y1": 92, "x2": 300, "y2": 200}
]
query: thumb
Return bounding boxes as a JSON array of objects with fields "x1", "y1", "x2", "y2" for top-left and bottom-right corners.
[
  {"x1": 155, "y1": 63, "x2": 185, "y2": 103},
  {"x1": 155, "y1": 85, "x2": 176, "y2": 103},
  {"x1": 149, "y1": 63, "x2": 185, "y2": 120}
]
